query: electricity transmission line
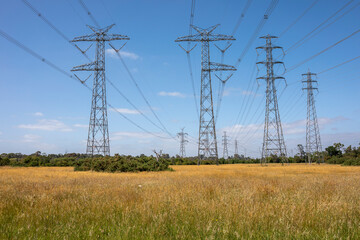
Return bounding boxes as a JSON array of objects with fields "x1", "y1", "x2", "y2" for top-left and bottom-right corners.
[
  {"x1": 286, "y1": 28, "x2": 360, "y2": 73},
  {"x1": 71, "y1": 24, "x2": 129, "y2": 156},
  {"x1": 222, "y1": 131, "x2": 229, "y2": 159},
  {"x1": 177, "y1": 128, "x2": 188, "y2": 158},
  {"x1": 256, "y1": 35, "x2": 287, "y2": 164},
  {"x1": 0, "y1": 29, "x2": 173, "y2": 142},
  {"x1": 21, "y1": 0, "x2": 171, "y2": 136},
  {"x1": 285, "y1": 0, "x2": 355, "y2": 55},
  {"x1": 77, "y1": 0, "x2": 175, "y2": 139},
  {"x1": 318, "y1": 55, "x2": 360, "y2": 75},
  {"x1": 302, "y1": 71, "x2": 323, "y2": 164},
  {"x1": 278, "y1": 0, "x2": 320, "y2": 38},
  {"x1": 176, "y1": 25, "x2": 236, "y2": 162}
]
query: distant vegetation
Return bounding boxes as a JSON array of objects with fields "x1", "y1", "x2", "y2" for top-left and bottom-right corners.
[{"x1": 0, "y1": 143, "x2": 359, "y2": 171}]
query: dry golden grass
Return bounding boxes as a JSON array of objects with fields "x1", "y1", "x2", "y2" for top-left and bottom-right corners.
[{"x1": 1, "y1": 164, "x2": 360, "y2": 239}]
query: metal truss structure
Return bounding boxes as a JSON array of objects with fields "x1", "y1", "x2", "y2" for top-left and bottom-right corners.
[
  {"x1": 71, "y1": 24, "x2": 129, "y2": 156},
  {"x1": 176, "y1": 24, "x2": 236, "y2": 162},
  {"x1": 302, "y1": 71, "x2": 323, "y2": 164},
  {"x1": 177, "y1": 128, "x2": 188, "y2": 158},
  {"x1": 256, "y1": 35, "x2": 287, "y2": 164},
  {"x1": 222, "y1": 131, "x2": 229, "y2": 159}
]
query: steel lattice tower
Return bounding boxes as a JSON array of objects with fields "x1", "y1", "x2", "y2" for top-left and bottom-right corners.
[
  {"x1": 177, "y1": 128, "x2": 188, "y2": 158},
  {"x1": 256, "y1": 35, "x2": 287, "y2": 164},
  {"x1": 222, "y1": 131, "x2": 229, "y2": 159},
  {"x1": 234, "y1": 139, "x2": 239, "y2": 156},
  {"x1": 71, "y1": 24, "x2": 129, "y2": 156},
  {"x1": 302, "y1": 71, "x2": 322, "y2": 164},
  {"x1": 176, "y1": 25, "x2": 236, "y2": 162}
]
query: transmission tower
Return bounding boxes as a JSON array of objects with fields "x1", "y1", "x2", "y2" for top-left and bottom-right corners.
[
  {"x1": 176, "y1": 25, "x2": 236, "y2": 162},
  {"x1": 302, "y1": 71, "x2": 323, "y2": 164},
  {"x1": 71, "y1": 24, "x2": 129, "y2": 156},
  {"x1": 234, "y1": 139, "x2": 239, "y2": 157},
  {"x1": 256, "y1": 35, "x2": 287, "y2": 164},
  {"x1": 177, "y1": 128, "x2": 188, "y2": 158},
  {"x1": 222, "y1": 131, "x2": 229, "y2": 159}
]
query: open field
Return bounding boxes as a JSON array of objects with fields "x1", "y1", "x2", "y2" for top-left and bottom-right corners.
[{"x1": 1, "y1": 164, "x2": 360, "y2": 239}]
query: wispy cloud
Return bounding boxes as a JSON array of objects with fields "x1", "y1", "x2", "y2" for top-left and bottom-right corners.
[
  {"x1": 241, "y1": 90, "x2": 260, "y2": 97},
  {"x1": 111, "y1": 131, "x2": 168, "y2": 141},
  {"x1": 23, "y1": 134, "x2": 41, "y2": 143},
  {"x1": 33, "y1": 112, "x2": 44, "y2": 117},
  {"x1": 106, "y1": 49, "x2": 141, "y2": 60},
  {"x1": 18, "y1": 119, "x2": 72, "y2": 132},
  {"x1": 73, "y1": 124, "x2": 88, "y2": 128},
  {"x1": 158, "y1": 91, "x2": 186, "y2": 98},
  {"x1": 111, "y1": 108, "x2": 141, "y2": 114},
  {"x1": 222, "y1": 88, "x2": 261, "y2": 97}
]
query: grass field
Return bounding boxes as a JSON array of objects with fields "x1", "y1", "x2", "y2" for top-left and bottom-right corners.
[{"x1": 1, "y1": 164, "x2": 360, "y2": 239}]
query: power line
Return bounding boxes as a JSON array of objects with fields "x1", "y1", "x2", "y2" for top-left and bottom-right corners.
[
  {"x1": 286, "y1": 1, "x2": 360, "y2": 55},
  {"x1": 77, "y1": 0, "x2": 175, "y2": 139},
  {"x1": 285, "y1": 0, "x2": 355, "y2": 54},
  {"x1": 0, "y1": 29, "x2": 73, "y2": 79},
  {"x1": 278, "y1": 0, "x2": 320, "y2": 38},
  {"x1": 21, "y1": 0, "x2": 170, "y2": 135},
  {"x1": 110, "y1": 49, "x2": 175, "y2": 138},
  {"x1": 78, "y1": 0, "x2": 100, "y2": 28},
  {"x1": 286, "y1": 28, "x2": 360, "y2": 72},
  {"x1": 318, "y1": 55, "x2": 360, "y2": 75},
  {"x1": 0, "y1": 29, "x2": 173, "y2": 141},
  {"x1": 234, "y1": 0, "x2": 279, "y2": 68},
  {"x1": 214, "y1": 0, "x2": 253, "y2": 124}
]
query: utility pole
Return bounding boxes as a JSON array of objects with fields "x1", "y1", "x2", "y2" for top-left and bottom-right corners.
[
  {"x1": 222, "y1": 131, "x2": 229, "y2": 159},
  {"x1": 256, "y1": 35, "x2": 287, "y2": 164},
  {"x1": 302, "y1": 71, "x2": 322, "y2": 164},
  {"x1": 234, "y1": 139, "x2": 239, "y2": 158},
  {"x1": 177, "y1": 128, "x2": 188, "y2": 158},
  {"x1": 71, "y1": 24, "x2": 129, "y2": 156},
  {"x1": 176, "y1": 25, "x2": 236, "y2": 163}
]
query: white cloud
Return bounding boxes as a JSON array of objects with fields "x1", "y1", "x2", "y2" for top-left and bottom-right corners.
[
  {"x1": 74, "y1": 124, "x2": 88, "y2": 128},
  {"x1": 222, "y1": 88, "x2": 261, "y2": 97},
  {"x1": 158, "y1": 91, "x2": 186, "y2": 98},
  {"x1": 34, "y1": 112, "x2": 44, "y2": 117},
  {"x1": 110, "y1": 108, "x2": 141, "y2": 114},
  {"x1": 18, "y1": 119, "x2": 72, "y2": 132},
  {"x1": 106, "y1": 49, "x2": 140, "y2": 60},
  {"x1": 241, "y1": 90, "x2": 260, "y2": 97},
  {"x1": 23, "y1": 134, "x2": 41, "y2": 143},
  {"x1": 111, "y1": 132, "x2": 154, "y2": 141}
]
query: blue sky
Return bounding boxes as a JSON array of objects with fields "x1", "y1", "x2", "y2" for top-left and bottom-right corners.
[{"x1": 0, "y1": 0, "x2": 359, "y2": 157}]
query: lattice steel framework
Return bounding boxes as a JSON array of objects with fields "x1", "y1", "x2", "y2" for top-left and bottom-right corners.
[
  {"x1": 234, "y1": 139, "x2": 239, "y2": 156},
  {"x1": 222, "y1": 131, "x2": 229, "y2": 159},
  {"x1": 177, "y1": 128, "x2": 188, "y2": 158},
  {"x1": 302, "y1": 71, "x2": 323, "y2": 164},
  {"x1": 71, "y1": 24, "x2": 129, "y2": 156},
  {"x1": 176, "y1": 25, "x2": 236, "y2": 162},
  {"x1": 256, "y1": 35, "x2": 287, "y2": 163}
]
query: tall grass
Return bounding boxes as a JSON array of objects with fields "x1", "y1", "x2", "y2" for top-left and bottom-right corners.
[{"x1": 0, "y1": 164, "x2": 360, "y2": 239}]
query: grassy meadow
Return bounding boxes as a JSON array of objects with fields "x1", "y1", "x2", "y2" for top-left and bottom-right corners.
[{"x1": 1, "y1": 164, "x2": 360, "y2": 239}]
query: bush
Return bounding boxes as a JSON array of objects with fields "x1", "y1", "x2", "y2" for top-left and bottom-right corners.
[
  {"x1": 0, "y1": 157, "x2": 10, "y2": 166},
  {"x1": 73, "y1": 156, "x2": 171, "y2": 173}
]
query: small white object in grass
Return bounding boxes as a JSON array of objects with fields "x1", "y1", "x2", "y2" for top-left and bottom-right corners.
[{"x1": 138, "y1": 184, "x2": 142, "y2": 188}]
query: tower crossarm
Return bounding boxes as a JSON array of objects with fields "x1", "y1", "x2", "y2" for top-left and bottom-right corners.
[
  {"x1": 206, "y1": 62, "x2": 237, "y2": 72},
  {"x1": 257, "y1": 76, "x2": 285, "y2": 80},
  {"x1": 71, "y1": 34, "x2": 129, "y2": 42},
  {"x1": 175, "y1": 34, "x2": 235, "y2": 42},
  {"x1": 71, "y1": 62, "x2": 102, "y2": 71},
  {"x1": 256, "y1": 61, "x2": 284, "y2": 65},
  {"x1": 256, "y1": 45, "x2": 283, "y2": 50}
]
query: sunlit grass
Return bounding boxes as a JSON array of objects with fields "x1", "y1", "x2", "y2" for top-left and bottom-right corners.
[{"x1": 1, "y1": 164, "x2": 360, "y2": 239}]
